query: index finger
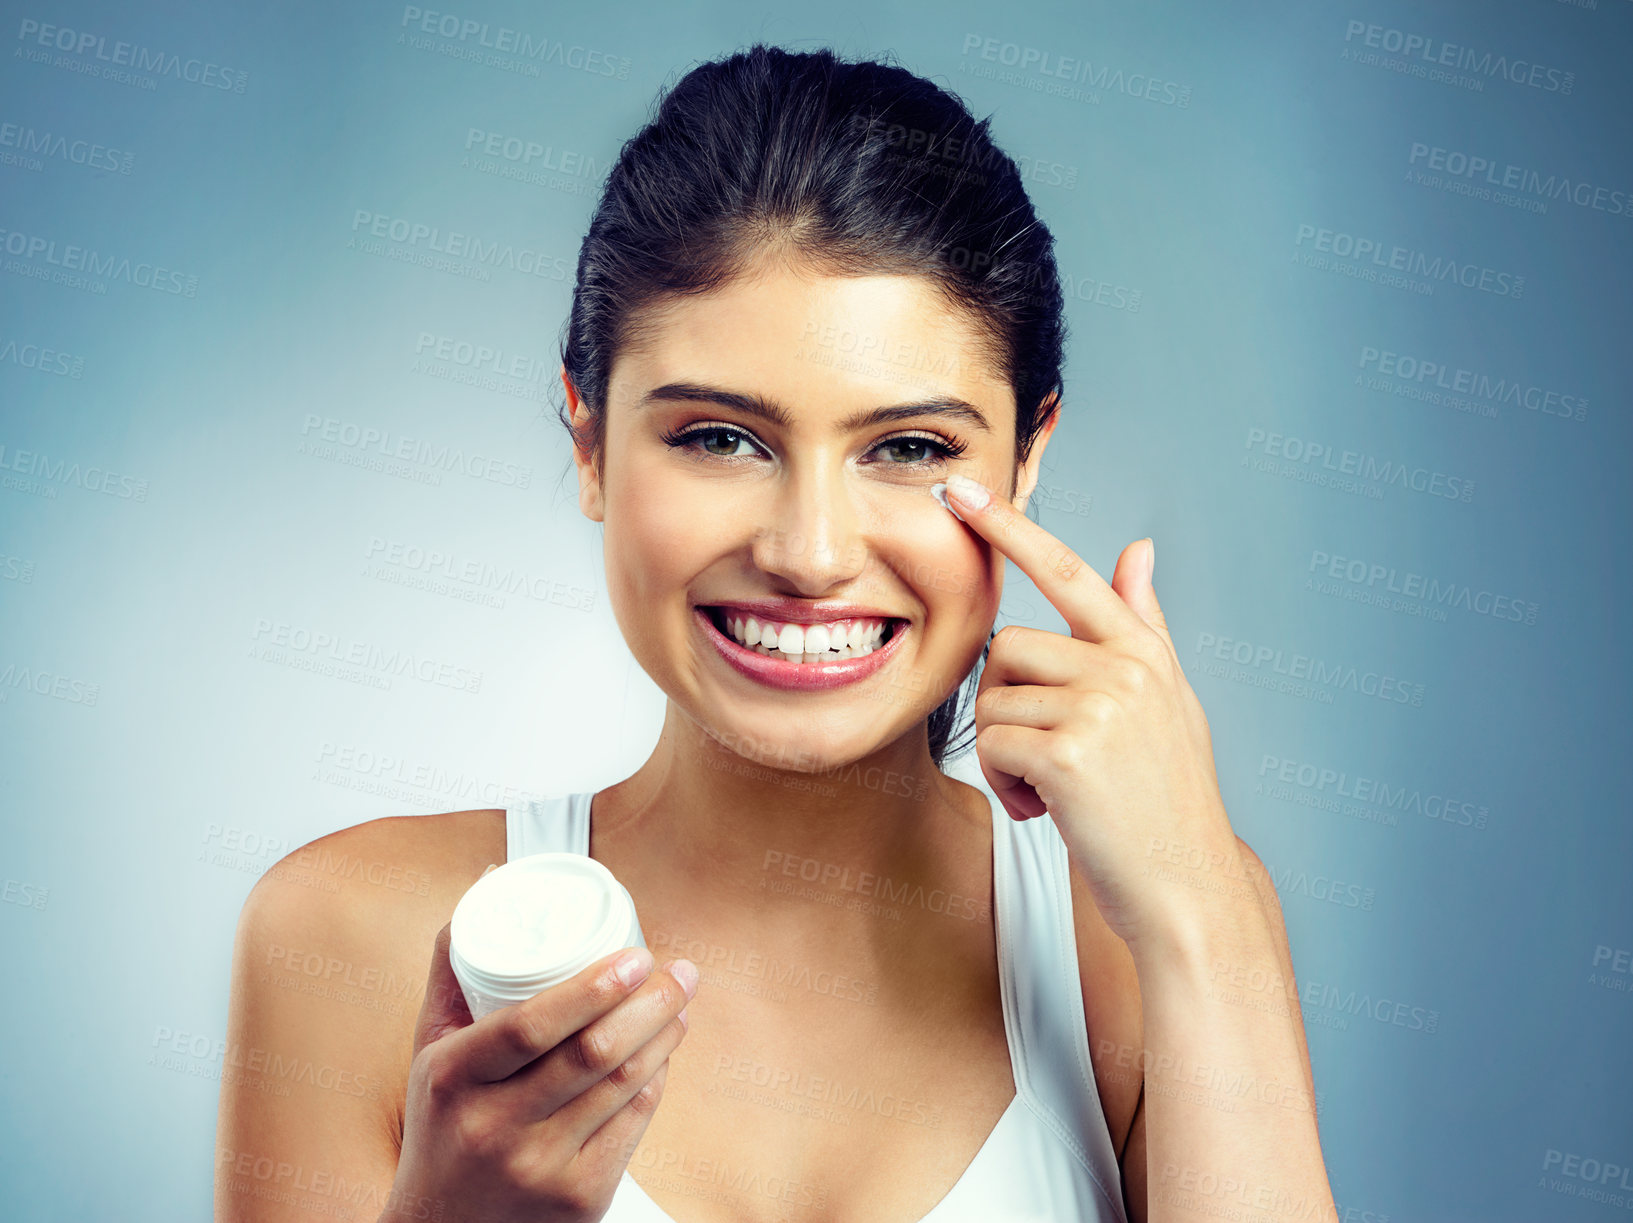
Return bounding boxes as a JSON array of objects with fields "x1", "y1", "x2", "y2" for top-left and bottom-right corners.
[{"x1": 934, "y1": 473, "x2": 1142, "y2": 644}]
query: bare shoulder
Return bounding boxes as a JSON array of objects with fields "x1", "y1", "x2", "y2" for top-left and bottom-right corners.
[
  {"x1": 231, "y1": 805, "x2": 510, "y2": 1062},
  {"x1": 234, "y1": 806, "x2": 509, "y2": 1021},
  {"x1": 257, "y1": 806, "x2": 510, "y2": 914},
  {"x1": 214, "y1": 807, "x2": 506, "y2": 1221}
]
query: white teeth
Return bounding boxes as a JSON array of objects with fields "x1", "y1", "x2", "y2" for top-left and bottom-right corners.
[{"x1": 715, "y1": 608, "x2": 896, "y2": 663}]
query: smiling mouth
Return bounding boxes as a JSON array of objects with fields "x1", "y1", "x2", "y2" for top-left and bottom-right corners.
[{"x1": 701, "y1": 605, "x2": 903, "y2": 663}]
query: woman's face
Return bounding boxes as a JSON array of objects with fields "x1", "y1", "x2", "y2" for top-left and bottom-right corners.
[{"x1": 567, "y1": 259, "x2": 1056, "y2": 771}]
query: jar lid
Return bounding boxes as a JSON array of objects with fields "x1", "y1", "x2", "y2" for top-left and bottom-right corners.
[{"x1": 451, "y1": 852, "x2": 632, "y2": 983}]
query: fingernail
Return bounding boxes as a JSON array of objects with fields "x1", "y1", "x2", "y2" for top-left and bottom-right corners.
[
  {"x1": 946, "y1": 473, "x2": 990, "y2": 510},
  {"x1": 1144, "y1": 537, "x2": 1155, "y2": 582},
  {"x1": 480, "y1": 863, "x2": 500, "y2": 878},
  {"x1": 929, "y1": 482, "x2": 967, "y2": 523},
  {"x1": 667, "y1": 958, "x2": 700, "y2": 999},
  {"x1": 677, "y1": 1005, "x2": 689, "y2": 1029},
  {"x1": 615, "y1": 948, "x2": 653, "y2": 989}
]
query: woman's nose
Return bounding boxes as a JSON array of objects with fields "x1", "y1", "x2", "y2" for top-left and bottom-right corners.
[{"x1": 748, "y1": 467, "x2": 869, "y2": 594}]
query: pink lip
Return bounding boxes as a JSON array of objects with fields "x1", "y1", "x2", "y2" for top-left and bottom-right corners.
[{"x1": 694, "y1": 605, "x2": 909, "y2": 691}]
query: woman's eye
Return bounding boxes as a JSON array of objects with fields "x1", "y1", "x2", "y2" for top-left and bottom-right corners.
[
  {"x1": 666, "y1": 427, "x2": 762, "y2": 459},
  {"x1": 874, "y1": 436, "x2": 957, "y2": 467},
  {"x1": 663, "y1": 425, "x2": 963, "y2": 468}
]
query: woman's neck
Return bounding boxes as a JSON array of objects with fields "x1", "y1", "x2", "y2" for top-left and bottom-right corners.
[{"x1": 584, "y1": 701, "x2": 991, "y2": 938}]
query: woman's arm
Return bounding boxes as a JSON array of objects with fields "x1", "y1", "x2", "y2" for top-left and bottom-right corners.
[
  {"x1": 934, "y1": 478, "x2": 1336, "y2": 1221},
  {"x1": 214, "y1": 820, "x2": 440, "y2": 1222},
  {"x1": 1120, "y1": 831, "x2": 1329, "y2": 1223}
]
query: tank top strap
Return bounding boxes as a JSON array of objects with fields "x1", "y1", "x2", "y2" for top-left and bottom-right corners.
[
  {"x1": 991, "y1": 801, "x2": 1129, "y2": 1221},
  {"x1": 506, "y1": 791, "x2": 593, "y2": 860}
]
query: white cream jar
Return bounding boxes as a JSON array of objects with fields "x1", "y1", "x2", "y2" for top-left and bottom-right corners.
[{"x1": 450, "y1": 852, "x2": 646, "y2": 1022}]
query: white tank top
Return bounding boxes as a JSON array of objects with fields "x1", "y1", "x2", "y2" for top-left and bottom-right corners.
[{"x1": 505, "y1": 789, "x2": 1130, "y2": 1223}]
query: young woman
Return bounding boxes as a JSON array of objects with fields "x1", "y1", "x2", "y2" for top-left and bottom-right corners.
[{"x1": 217, "y1": 45, "x2": 1335, "y2": 1223}]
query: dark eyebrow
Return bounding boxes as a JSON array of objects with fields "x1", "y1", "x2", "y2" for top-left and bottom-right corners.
[{"x1": 637, "y1": 381, "x2": 992, "y2": 435}]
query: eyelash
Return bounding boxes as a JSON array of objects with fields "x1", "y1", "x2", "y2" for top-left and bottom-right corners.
[{"x1": 660, "y1": 422, "x2": 968, "y2": 469}]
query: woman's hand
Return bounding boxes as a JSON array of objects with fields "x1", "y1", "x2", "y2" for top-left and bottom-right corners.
[
  {"x1": 384, "y1": 922, "x2": 698, "y2": 1223},
  {"x1": 935, "y1": 473, "x2": 1240, "y2": 950}
]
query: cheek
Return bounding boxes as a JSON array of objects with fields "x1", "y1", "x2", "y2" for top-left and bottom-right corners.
[
  {"x1": 878, "y1": 498, "x2": 1003, "y2": 623},
  {"x1": 601, "y1": 469, "x2": 706, "y2": 610}
]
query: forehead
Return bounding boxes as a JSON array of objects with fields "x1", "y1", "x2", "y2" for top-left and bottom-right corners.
[{"x1": 607, "y1": 263, "x2": 1015, "y2": 425}]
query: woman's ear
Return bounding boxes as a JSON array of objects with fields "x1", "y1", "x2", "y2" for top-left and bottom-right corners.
[
  {"x1": 563, "y1": 365, "x2": 605, "y2": 523},
  {"x1": 1011, "y1": 393, "x2": 1062, "y2": 515}
]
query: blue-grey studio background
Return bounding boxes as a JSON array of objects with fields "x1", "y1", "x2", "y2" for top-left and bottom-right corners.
[{"x1": 2, "y1": 1, "x2": 1629, "y2": 1219}]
